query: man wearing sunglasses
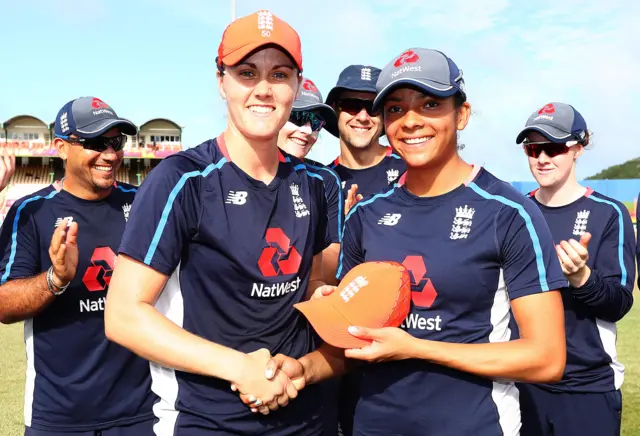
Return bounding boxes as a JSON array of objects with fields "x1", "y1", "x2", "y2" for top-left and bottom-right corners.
[
  {"x1": 325, "y1": 65, "x2": 406, "y2": 204},
  {"x1": 0, "y1": 97, "x2": 155, "y2": 436},
  {"x1": 278, "y1": 78, "x2": 342, "y2": 286}
]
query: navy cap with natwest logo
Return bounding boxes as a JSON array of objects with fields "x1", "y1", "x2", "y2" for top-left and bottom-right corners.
[
  {"x1": 54, "y1": 97, "x2": 137, "y2": 139},
  {"x1": 372, "y1": 48, "x2": 466, "y2": 113},
  {"x1": 325, "y1": 65, "x2": 382, "y2": 108},
  {"x1": 516, "y1": 102, "x2": 588, "y2": 145},
  {"x1": 294, "y1": 78, "x2": 338, "y2": 137}
]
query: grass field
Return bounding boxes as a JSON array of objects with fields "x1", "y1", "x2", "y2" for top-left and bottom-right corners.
[{"x1": 1, "y1": 302, "x2": 640, "y2": 435}]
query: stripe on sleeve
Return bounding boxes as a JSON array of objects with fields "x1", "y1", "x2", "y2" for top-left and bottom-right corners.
[{"x1": 468, "y1": 182, "x2": 550, "y2": 291}]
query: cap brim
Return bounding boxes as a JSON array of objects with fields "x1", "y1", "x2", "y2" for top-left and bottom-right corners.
[
  {"x1": 325, "y1": 86, "x2": 377, "y2": 108},
  {"x1": 221, "y1": 42, "x2": 302, "y2": 70},
  {"x1": 75, "y1": 118, "x2": 138, "y2": 138},
  {"x1": 372, "y1": 78, "x2": 460, "y2": 113},
  {"x1": 515, "y1": 125, "x2": 572, "y2": 144},
  {"x1": 293, "y1": 104, "x2": 339, "y2": 137},
  {"x1": 294, "y1": 299, "x2": 371, "y2": 349}
]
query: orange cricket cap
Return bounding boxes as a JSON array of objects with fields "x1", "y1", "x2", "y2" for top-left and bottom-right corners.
[
  {"x1": 294, "y1": 261, "x2": 412, "y2": 349},
  {"x1": 217, "y1": 10, "x2": 303, "y2": 71}
]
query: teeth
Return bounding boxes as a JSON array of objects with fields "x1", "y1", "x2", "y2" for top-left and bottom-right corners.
[
  {"x1": 94, "y1": 165, "x2": 112, "y2": 172},
  {"x1": 289, "y1": 137, "x2": 307, "y2": 146},
  {"x1": 352, "y1": 127, "x2": 369, "y2": 133},
  {"x1": 403, "y1": 137, "x2": 429, "y2": 144},
  {"x1": 249, "y1": 106, "x2": 274, "y2": 114}
]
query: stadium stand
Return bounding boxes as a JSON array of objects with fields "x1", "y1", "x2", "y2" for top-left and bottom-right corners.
[{"x1": 0, "y1": 116, "x2": 183, "y2": 225}]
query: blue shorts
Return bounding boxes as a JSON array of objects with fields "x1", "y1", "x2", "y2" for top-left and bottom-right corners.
[
  {"x1": 25, "y1": 418, "x2": 155, "y2": 436},
  {"x1": 519, "y1": 384, "x2": 622, "y2": 436}
]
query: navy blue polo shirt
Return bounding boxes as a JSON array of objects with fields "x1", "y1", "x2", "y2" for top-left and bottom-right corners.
[
  {"x1": 337, "y1": 166, "x2": 567, "y2": 436},
  {"x1": 118, "y1": 136, "x2": 329, "y2": 435},
  {"x1": 0, "y1": 182, "x2": 154, "y2": 432},
  {"x1": 328, "y1": 147, "x2": 406, "y2": 198},
  {"x1": 527, "y1": 188, "x2": 635, "y2": 393}
]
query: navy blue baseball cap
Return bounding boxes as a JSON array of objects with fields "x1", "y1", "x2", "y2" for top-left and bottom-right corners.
[
  {"x1": 372, "y1": 48, "x2": 466, "y2": 113},
  {"x1": 54, "y1": 97, "x2": 137, "y2": 139},
  {"x1": 516, "y1": 102, "x2": 588, "y2": 144},
  {"x1": 294, "y1": 78, "x2": 338, "y2": 137},
  {"x1": 325, "y1": 65, "x2": 382, "y2": 108}
]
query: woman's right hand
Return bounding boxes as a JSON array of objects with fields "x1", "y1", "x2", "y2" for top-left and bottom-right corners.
[{"x1": 231, "y1": 348, "x2": 299, "y2": 415}]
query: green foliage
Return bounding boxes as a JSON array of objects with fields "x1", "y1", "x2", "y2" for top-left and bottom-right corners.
[{"x1": 587, "y1": 158, "x2": 640, "y2": 180}]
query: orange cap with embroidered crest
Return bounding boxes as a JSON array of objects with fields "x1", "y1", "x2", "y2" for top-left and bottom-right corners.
[
  {"x1": 294, "y1": 261, "x2": 412, "y2": 349},
  {"x1": 217, "y1": 10, "x2": 303, "y2": 71}
]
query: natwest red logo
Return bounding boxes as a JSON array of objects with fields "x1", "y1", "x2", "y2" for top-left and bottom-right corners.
[
  {"x1": 394, "y1": 50, "x2": 420, "y2": 68},
  {"x1": 258, "y1": 228, "x2": 301, "y2": 277},
  {"x1": 302, "y1": 79, "x2": 318, "y2": 92},
  {"x1": 82, "y1": 247, "x2": 116, "y2": 291},
  {"x1": 91, "y1": 98, "x2": 110, "y2": 109},
  {"x1": 402, "y1": 255, "x2": 437, "y2": 308},
  {"x1": 538, "y1": 103, "x2": 555, "y2": 115}
]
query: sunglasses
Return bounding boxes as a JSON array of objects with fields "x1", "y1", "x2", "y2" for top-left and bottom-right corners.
[
  {"x1": 59, "y1": 135, "x2": 126, "y2": 153},
  {"x1": 336, "y1": 98, "x2": 378, "y2": 116},
  {"x1": 289, "y1": 111, "x2": 325, "y2": 132},
  {"x1": 522, "y1": 141, "x2": 572, "y2": 158}
]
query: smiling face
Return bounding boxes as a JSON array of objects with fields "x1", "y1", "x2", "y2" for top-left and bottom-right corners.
[
  {"x1": 277, "y1": 116, "x2": 319, "y2": 159},
  {"x1": 336, "y1": 91, "x2": 383, "y2": 149},
  {"x1": 218, "y1": 47, "x2": 300, "y2": 142},
  {"x1": 525, "y1": 131, "x2": 582, "y2": 189},
  {"x1": 56, "y1": 127, "x2": 124, "y2": 192},
  {"x1": 382, "y1": 87, "x2": 470, "y2": 169}
]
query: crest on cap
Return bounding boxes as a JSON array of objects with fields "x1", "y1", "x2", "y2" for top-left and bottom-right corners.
[
  {"x1": 59, "y1": 112, "x2": 69, "y2": 133},
  {"x1": 394, "y1": 50, "x2": 420, "y2": 67},
  {"x1": 302, "y1": 79, "x2": 318, "y2": 92},
  {"x1": 257, "y1": 10, "x2": 274, "y2": 37},
  {"x1": 361, "y1": 67, "x2": 372, "y2": 81}
]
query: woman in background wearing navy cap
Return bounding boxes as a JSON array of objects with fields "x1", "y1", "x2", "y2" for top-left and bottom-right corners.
[
  {"x1": 243, "y1": 47, "x2": 568, "y2": 436},
  {"x1": 515, "y1": 103, "x2": 634, "y2": 436}
]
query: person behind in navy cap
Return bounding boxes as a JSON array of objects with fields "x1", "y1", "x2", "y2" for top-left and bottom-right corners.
[
  {"x1": 241, "y1": 47, "x2": 569, "y2": 436},
  {"x1": 514, "y1": 103, "x2": 634, "y2": 436},
  {"x1": 325, "y1": 65, "x2": 407, "y2": 205},
  {"x1": 0, "y1": 97, "x2": 155, "y2": 436},
  {"x1": 104, "y1": 10, "x2": 333, "y2": 435},
  {"x1": 278, "y1": 77, "x2": 342, "y2": 285}
]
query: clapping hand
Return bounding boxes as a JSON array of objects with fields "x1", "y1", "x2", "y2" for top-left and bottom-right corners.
[
  {"x1": 556, "y1": 232, "x2": 591, "y2": 288},
  {"x1": 48, "y1": 221, "x2": 79, "y2": 288}
]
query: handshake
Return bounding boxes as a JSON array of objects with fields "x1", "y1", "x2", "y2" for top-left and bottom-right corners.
[
  {"x1": 229, "y1": 286, "x2": 337, "y2": 415},
  {"x1": 231, "y1": 348, "x2": 307, "y2": 416}
]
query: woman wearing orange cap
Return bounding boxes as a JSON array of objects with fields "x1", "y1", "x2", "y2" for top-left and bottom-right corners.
[
  {"x1": 104, "y1": 10, "x2": 332, "y2": 435},
  {"x1": 242, "y1": 47, "x2": 568, "y2": 436}
]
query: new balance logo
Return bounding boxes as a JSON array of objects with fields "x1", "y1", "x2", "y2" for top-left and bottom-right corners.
[
  {"x1": 226, "y1": 191, "x2": 248, "y2": 205},
  {"x1": 573, "y1": 210, "x2": 590, "y2": 236},
  {"x1": 378, "y1": 213, "x2": 401, "y2": 226},
  {"x1": 55, "y1": 216, "x2": 73, "y2": 228}
]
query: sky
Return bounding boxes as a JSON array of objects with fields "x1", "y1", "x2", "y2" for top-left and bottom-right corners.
[{"x1": 1, "y1": 0, "x2": 638, "y2": 182}]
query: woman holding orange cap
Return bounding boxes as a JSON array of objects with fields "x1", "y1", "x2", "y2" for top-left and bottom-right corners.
[
  {"x1": 104, "y1": 10, "x2": 332, "y2": 435},
  {"x1": 242, "y1": 47, "x2": 568, "y2": 436}
]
